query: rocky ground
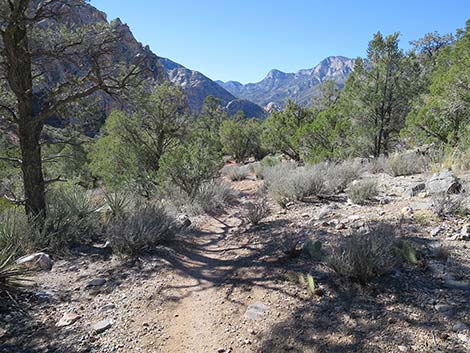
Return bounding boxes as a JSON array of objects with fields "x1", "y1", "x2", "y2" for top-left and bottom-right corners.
[{"x1": 1, "y1": 170, "x2": 469, "y2": 353}]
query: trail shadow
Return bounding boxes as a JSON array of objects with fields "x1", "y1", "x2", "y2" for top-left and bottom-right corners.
[{"x1": 0, "y1": 293, "x2": 100, "y2": 353}]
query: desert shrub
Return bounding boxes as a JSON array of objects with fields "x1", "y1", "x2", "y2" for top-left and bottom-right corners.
[
  {"x1": 386, "y1": 152, "x2": 429, "y2": 177},
  {"x1": 0, "y1": 246, "x2": 30, "y2": 295},
  {"x1": 0, "y1": 198, "x2": 14, "y2": 213},
  {"x1": 327, "y1": 223, "x2": 398, "y2": 284},
  {"x1": 346, "y1": 180, "x2": 379, "y2": 205},
  {"x1": 243, "y1": 198, "x2": 270, "y2": 225},
  {"x1": 264, "y1": 162, "x2": 334, "y2": 206},
  {"x1": 221, "y1": 164, "x2": 250, "y2": 181},
  {"x1": 367, "y1": 156, "x2": 388, "y2": 174},
  {"x1": 195, "y1": 180, "x2": 238, "y2": 214},
  {"x1": 430, "y1": 147, "x2": 470, "y2": 173},
  {"x1": 326, "y1": 160, "x2": 364, "y2": 193},
  {"x1": 106, "y1": 205, "x2": 175, "y2": 256}
]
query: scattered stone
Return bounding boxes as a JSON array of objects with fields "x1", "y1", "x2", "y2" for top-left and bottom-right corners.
[
  {"x1": 397, "y1": 346, "x2": 407, "y2": 352},
  {"x1": 443, "y1": 279, "x2": 470, "y2": 290},
  {"x1": 434, "y1": 304, "x2": 453, "y2": 313},
  {"x1": 379, "y1": 196, "x2": 391, "y2": 205},
  {"x1": 317, "y1": 205, "x2": 334, "y2": 219},
  {"x1": 16, "y1": 252, "x2": 53, "y2": 271},
  {"x1": 335, "y1": 222, "x2": 346, "y2": 230},
  {"x1": 35, "y1": 290, "x2": 56, "y2": 302},
  {"x1": 453, "y1": 322, "x2": 467, "y2": 332},
  {"x1": 426, "y1": 170, "x2": 462, "y2": 195},
  {"x1": 176, "y1": 214, "x2": 191, "y2": 229},
  {"x1": 86, "y1": 278, "x2": 106, "y2": 288},
  {"x1": 401, "y1": 207, "x2": 413, "y2": 216},
  {"x1": 217, "y1": 348, "x2": 226, "y2": 353},
  {"x1": 0, "y1": 328, "x2": 6, "y2": 338},
  {"x1": 461, "y1": 224, "x2": 470, "y2": 237},
  {"x1": 56, "y1": 312, "x2": 81, "y2": 327},
  {"x1": 301, "y1": 213, "x2": 310, "y2": 218},
  {"x1": 407, "y1": 183, "x2": 425, "y2": 197},
  {"x1": 100, "y1": 304, "x2": 116, "y2": 312},
  {"x1": 431, "y1": 226, "x2": 443, "y2": 237},
  {"x1": 245, "y1": 303, "x2": 266, "y2": 320},
  {"x1": 277, "y1": 210, "x2": 287, "y2": 215},
  {"x1": 92, "y1": 319, "x2": 112, "y2": 334}
]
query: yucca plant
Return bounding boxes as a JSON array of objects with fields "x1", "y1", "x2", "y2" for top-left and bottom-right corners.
[
  {"x1": 104, "y1": 191, "x2": 132, "y2": 219},
  {"x1": 0, "y1": 247, "x2": 30, "y2": 295}
]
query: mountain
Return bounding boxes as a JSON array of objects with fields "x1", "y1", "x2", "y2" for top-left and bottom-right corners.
[
  {"x1": 217, "y1": 56, "x2": 355, "y2": 109},
  {"x1": 30, "y1": 2, "x2": 266, "y2": 120},
  {"x1": 160, "y1": 58, "x2": 266, "y2": 118}
]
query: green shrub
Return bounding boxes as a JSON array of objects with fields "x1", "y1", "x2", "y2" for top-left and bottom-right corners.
[
  {"x1": 327, "y1": 224, "x2": 398, "y2": 284},
  {"x1": 219, "y1": 116, "x2": 265, "y2": 162},
  {"x1": 158, "y1": 139, "x2": 223, "y2": 200},
  {"x1": 346, "y1": 180, "x2": 379, "y2": 205},
  {"x1": 106, "y1": 205, "x2": 175, "y2": 257},
  {"x1": 104, "y1": 191, "x2": 133, "y2": 220}
]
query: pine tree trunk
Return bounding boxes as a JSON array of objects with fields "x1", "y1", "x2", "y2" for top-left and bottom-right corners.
[
  {"x1": 19, "y1": 120, "x2": 46, "y2": 217},
  {"x1": 2, "y1": 6, "x2": 47, "y2": 218}
]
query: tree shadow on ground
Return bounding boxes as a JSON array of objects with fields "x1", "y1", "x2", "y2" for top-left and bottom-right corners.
[{"x1": 0, "y1": 293, "x2": 100, "y2": 353}]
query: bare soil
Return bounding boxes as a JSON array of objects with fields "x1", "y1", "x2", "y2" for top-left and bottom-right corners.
[{"x1": 1, "y1": 173, "x2": 469, "y2": 353}]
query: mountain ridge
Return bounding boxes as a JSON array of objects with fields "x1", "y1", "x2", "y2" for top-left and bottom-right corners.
[{"x1": 217, "y1": 56, "x2": 355, "y2": 109}]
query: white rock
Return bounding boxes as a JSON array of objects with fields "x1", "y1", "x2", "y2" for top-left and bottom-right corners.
[
  {"x1": 92, "y1": 319, "x2": 112, "y2": 334},
  {"x1": 16, "y1": 252, "x2": 53, "y2": 271},
  {"x1": 56, "y1": 312, "x2": 80, "y2": 327}
]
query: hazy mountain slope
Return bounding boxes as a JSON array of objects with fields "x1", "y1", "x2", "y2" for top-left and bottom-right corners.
[
  {"x1": 217, "y1": 56, "x2": 355, "y2": 109},
  {"x1": 30, "y1": 2, "x2": 266, "y2": 120}
]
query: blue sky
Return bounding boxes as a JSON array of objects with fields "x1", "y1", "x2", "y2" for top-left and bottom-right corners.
[{"x1": 91, "y1": 0, "x2": 470, "y2": 84}]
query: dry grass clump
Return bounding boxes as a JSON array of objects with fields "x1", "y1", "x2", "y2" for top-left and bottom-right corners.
[
  {"x1": 106, "y1": 204, "x2": 175, "y2": 257},
  {"x1": 386, "y1": 152, "x2": 429, "y2": 177},
  {"x1": 327, "y1": 223, "x2": 398, "y2": 284},
  {"x1": 221, "y1": 164, "x2": 250, "y2": 181},
  {"x1": 346, "y1": 180, "x2": 379, "y2": 205},
  {"x1": 195, "y1": 180, "x2": 238, "y2": 214},
  {"x1": 243, "y1": 198, "x2": 270, "y2": 225}
]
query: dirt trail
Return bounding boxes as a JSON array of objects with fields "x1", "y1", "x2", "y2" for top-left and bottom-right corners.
[{"x1": 157, "y1": 180, "x2": 266, "y2": 353}]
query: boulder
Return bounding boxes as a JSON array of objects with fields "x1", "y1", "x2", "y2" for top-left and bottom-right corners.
[
  {"x1": 16, "y1": 252, "x2": 53, "y2": 271},
  {"x1": 426, "y1": 170, "x2": 462, "y2": 195}
]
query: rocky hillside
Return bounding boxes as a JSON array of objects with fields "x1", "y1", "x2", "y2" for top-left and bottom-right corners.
[
  {"x1": 217, "y1": 56, "x2": 355, "y2": 109},
  {"x1": 160, "y1": 58, "x2": 266, "y2": 117},
  {"x1": 32, "y1": 1, "x2": 266, "y2": 120}
]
